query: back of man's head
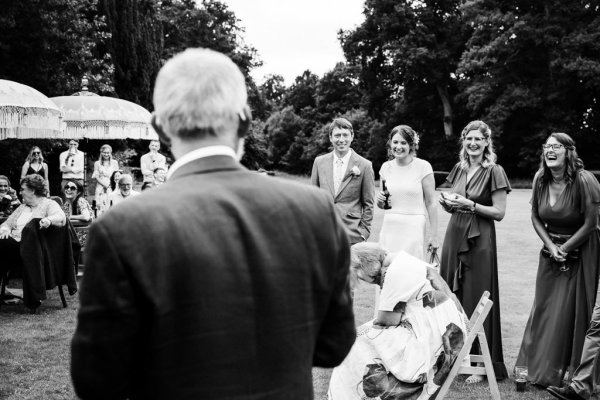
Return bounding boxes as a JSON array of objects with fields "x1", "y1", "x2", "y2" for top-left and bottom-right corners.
[{"x1": 153, "y1": 48, "x2": 248, "y2": 141}]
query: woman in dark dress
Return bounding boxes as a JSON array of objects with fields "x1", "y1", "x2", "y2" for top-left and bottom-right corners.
[
  {"x1": 21, "y1": 146, "x2": 49, "y2": 189},
  {"x1": 439, "y1": 120, "x2": 511, "y2": 381},
  {"x1": 516, "y1": 132, "x2": 600, "y2": 388}
]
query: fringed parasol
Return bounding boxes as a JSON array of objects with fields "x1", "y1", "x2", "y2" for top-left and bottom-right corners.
[
  {"x1": 51, "y1": 77, "x2": 158, "y2": 141},
  {"x1": 0, "y1": 80, "x2": 62, "y2": 140}
]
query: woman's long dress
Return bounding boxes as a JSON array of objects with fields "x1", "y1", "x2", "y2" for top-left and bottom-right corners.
[
  {"x1": 328, "y1": 251, "x2": 467, "y2": 400},
  {"x1": 516, "y1": 170, "x2": 600, "y2": 387},
  {"x1": 440, "y1": 163, "x2": 511, "y2": 379},
  {"x1": 378, "y1": 158, "x2": 433, "y2": 259},
  {"x1": 92, "y1": 160, "x2": 119, "y2": 216}
]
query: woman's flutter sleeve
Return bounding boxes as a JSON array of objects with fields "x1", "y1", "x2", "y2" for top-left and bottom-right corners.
[
  {"x1": 577, "y1": 170, "x2": 600, "y2": 213},
  {"x1": 530, "y1": 171, "x2": 542, "y2": 215},
  {"x1": 420, "y1": 159, "x2": 434, "y2": 180},
  {"x1": 446, "y1": 163, "x2": 461, "y2": 186},
  {"x1": 490, "y1": 164, "x2": 512, "y2": 193}
]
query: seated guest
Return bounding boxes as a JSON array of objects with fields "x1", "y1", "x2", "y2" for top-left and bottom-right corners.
[
  {"x1": 328, "y1": 243, "x2": 467, "y2": 400},
  {"x1": 0, "y1": 174, "x2": 66, "y2": 280},
  {"x1": 108, "y1": 174, "x2": 139, "y2": 207},
  {"x1": 109, "y1": 169, "x2": 123, "y2": 192},
  {"x1": 61, "y1": 180, "x2": 94, "y2": 224},
  {"x1": 0, "y1": 175, "x2": 21, "y2": 219},
  {"x1": 153, "y1": 166, "x2": 167, "y2": 186}
]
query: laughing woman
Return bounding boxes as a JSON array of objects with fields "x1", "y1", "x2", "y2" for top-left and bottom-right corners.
[
  {"x1": 516, "y1": 132, "x2": 600, "y2": 388},
  {"x1": 376, "y1": 125, "x2": 438, "y2": 260},
  {"x1": 439, "y1": 120, "x2": 511, "y2": 381}
]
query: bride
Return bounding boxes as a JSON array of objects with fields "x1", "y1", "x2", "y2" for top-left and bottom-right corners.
[{"x1": 328, "y1": 243, "x2": 467, "y2": 400}]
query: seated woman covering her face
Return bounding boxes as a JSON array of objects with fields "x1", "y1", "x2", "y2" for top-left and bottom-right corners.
[
  {"x1": 0, "y1": 174, "x2": 66, "y2": 278},
  {"x1": 328, "y1": 243, "x2": 467, "y2": 400}
]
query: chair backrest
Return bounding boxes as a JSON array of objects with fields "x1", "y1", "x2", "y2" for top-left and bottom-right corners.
[{"x1": 467, "y1": 290, "x2": 492, "y2": 331}]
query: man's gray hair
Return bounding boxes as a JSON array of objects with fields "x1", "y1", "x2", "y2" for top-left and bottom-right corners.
[
  {"x1": 153, "y1": 48, "x2": 248, "y2": 139},
  {"x1": 118, "y1": 174, "x2": 133, "y2": 185}
]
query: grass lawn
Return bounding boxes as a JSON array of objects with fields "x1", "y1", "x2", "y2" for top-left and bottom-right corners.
[{"x1": 0, "y1": 184, "x2": 562, "y2": 399}]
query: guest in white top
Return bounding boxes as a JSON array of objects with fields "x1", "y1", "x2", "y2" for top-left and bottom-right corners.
[
  {"x1": 0, "y1": 174, "x2": 66, "y2": 279},
  {"x1": 108, "y1": 174, "x2": 140, "y2": 207},
  {"x1": 59, "y1": 139, "x2": 85, "y2": 189},
  {"x1": 376, "y1": 125, "x2": 438, "y2": 260},
  {"x1": 140, "y1": 140, "x2": 167, "y2": 183}
]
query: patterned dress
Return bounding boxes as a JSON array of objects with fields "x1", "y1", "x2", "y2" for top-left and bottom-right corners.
[{"x1": 440, "y1": 163, "x2": 511, "y2": 379}]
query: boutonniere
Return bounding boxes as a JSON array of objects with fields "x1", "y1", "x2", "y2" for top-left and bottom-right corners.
[{"x1": 350, "y1": 165, "x2": 361, "y2": 177}]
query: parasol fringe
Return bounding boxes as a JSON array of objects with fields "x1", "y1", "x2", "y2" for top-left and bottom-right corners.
[{"x1": 0, "y1": 106, "x2": 62, "y2": 139}]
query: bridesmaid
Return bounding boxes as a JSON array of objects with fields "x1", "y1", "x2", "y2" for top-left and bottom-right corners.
[
  {"x1": 516, "y1": 132, "x2": 600, "y2": 388},
  {"x1": 439, "y1": 120, "x2": 511, "y2": 381}
]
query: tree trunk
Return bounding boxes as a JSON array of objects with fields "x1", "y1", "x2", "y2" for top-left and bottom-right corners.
[{"x1": 436, "y1": 85, "x2": 453, "y2": 137}]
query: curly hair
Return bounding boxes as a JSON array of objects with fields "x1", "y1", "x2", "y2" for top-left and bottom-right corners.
[
  {"x1": 21, "y1": 174, "x2": 47, "y2": 197},
  {"x1": 388, "y1": 125, "x2": 419, "y2": 157},
  {"x1": 537, "y1": 132, "x2": 584, "y2": 186},
  {"x1": 458, "y1": 120, "x2": 497, "y2": 170}
]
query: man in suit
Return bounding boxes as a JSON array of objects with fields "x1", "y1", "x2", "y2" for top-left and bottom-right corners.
[
  {"x1": 311, "y1": 118, "x2": 375, "y2": 244},
  {"x1": 71, "y1": 48, "x2": 356, "y2": 400}
]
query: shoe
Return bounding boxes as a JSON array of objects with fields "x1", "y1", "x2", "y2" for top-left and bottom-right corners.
[{"x1": 547, "y1": 385, "x2": 585, "y2": 400}]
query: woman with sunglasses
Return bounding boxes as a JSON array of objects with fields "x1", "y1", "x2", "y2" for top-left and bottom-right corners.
[
  {"x1": 516, "y1": 132, "x2": 600, "y2": 389},
  {"x1": 21, "y1": 146, "x2": 49, "y2": 191},
  {"x1": 91, "y1": 144, "x2": 119, "y2": 216},
  {"x1": 61, "y1": 180, "x2": 94, "y2": 225}
]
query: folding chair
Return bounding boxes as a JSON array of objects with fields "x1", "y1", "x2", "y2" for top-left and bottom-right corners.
[{"x1": 436, "y1": 291, "x2": 501, "y2": 400}]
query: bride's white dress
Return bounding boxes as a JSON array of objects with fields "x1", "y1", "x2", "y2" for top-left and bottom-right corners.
[{"x1": 328, "y1": 251, "x2": 466, "y2": 400}]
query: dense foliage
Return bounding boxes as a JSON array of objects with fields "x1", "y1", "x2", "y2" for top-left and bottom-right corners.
[{"x1": 1, "y1": 0, "x2": 599, "y2": 186}]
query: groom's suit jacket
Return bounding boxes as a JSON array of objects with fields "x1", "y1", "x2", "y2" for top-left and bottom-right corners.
[
  {"x1": 71, "y1": 155, "x2": 355, "y2": 400},
  {"x1": 311, "y1": 149, "x2": 375, "y2": 244}
]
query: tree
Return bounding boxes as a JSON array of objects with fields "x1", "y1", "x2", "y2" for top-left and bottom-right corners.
[
  {"x1": 101, "y1": 0, "x2": 163, "y2": 110},
  {"x1": 263, "y1": 106, "x2": 310, "y2": 172},
  {"x1": 315, "y1": 62, "x2": 362, "y2": 118},
  {"x1": 159, "y1": 0, "x2": 261, "y2": 76},
  {"x1": 0, "y1": 0, "x2": 113, "y2": 96},
  {"x1": 341, "y1": 0, "x2": 468, "y2": 137},
  {"x1": 283, "y1": 70, "x2": 319, "y2": 115},
  {"x1": 458, "y1": 0, "x2": 600, "y2": 175}
]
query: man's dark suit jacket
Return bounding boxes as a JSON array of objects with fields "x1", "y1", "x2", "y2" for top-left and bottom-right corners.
[{"x1": 71, "y1": 155, "x2": 356, "y2": 400}]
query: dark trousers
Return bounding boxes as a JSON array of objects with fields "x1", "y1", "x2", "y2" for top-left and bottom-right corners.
[
  {"x1": 0, "y1": 236, "x2": 21, "y2": 281},
  {"x1": 571, "y1": 283, "x2": 600, "y2": 399}
]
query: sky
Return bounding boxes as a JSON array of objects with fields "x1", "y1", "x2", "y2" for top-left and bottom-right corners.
[{"x1": 220, "y1": 0, "x2": 366, "y2": 85}]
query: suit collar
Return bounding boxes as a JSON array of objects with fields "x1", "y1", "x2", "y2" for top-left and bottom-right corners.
[{"x1": 168, "y1": 155, "x2": 243, "y2": 181}]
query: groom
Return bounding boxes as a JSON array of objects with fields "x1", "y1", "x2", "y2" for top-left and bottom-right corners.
[{"x1": 311, "y1": 117, "x2": 375, "y2": 244}]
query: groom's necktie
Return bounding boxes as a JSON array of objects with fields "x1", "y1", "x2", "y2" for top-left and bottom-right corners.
[{"x1": 334, "y1": 158, "x2": 344, "y2": 194}]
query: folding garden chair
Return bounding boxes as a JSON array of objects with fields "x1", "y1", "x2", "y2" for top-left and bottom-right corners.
[{"x1": 436, "y1": 290, "x2": 501, "y2": 400}]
